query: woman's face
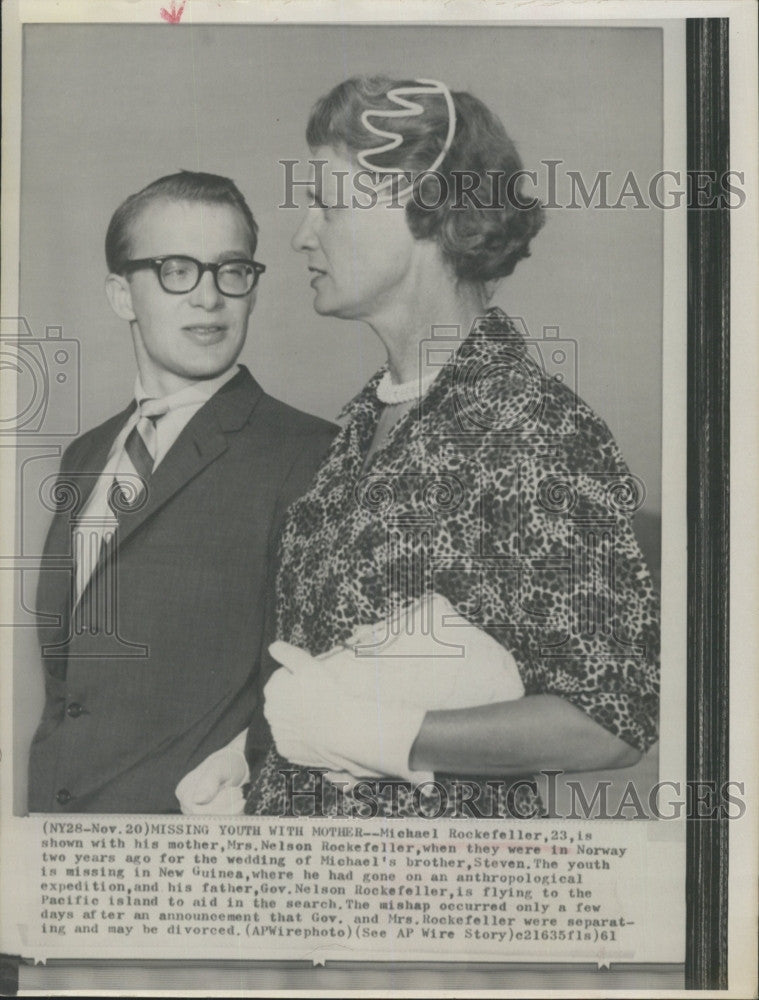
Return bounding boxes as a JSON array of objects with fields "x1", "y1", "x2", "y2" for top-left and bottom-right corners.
[{"x1": 291, "y1": 146, "x2": 420, "y2": 323}]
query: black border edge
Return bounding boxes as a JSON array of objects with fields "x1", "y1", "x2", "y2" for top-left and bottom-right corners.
[
  {"x1": 0, "y1": 954, "x2": 20, "y2": 997},
  {"x1": 685, "y1": 17, "x2": 730, "y2": 992}
]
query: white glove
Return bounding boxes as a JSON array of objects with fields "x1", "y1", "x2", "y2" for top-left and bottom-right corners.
[
  {"x1": 264, "y1": 643, "x2": 432, "y2": 784},
  {"x1": 175, "y1": 729, "x2": 249, "y2": 815},
  {"x1": 319, "y1": 592, "x2": 524, "y2": 710}
]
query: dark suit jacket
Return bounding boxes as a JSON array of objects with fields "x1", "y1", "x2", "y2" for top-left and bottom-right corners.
[{"x1": 28, "y1": 366, "x2": 336, "y2": 813}]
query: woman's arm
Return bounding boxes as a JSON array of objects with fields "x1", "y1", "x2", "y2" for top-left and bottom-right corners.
[
  {"x1": 263, "y1": 640, "x2": 644, "y2": 782},
  {"x1": 409, "y1": 694, "x2": 642, "y2": 775}
]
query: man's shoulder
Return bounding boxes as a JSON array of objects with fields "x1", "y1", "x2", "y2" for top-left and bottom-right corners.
[
  {"x1": 215, "y1": 367, "x2": 337, "y2": 445},
  {"x1": 228, "y1": 385, "x2": 336, "y2": 498},
  {"x1": 253, "y1": 391, "x2": 337, "y2": 441}
]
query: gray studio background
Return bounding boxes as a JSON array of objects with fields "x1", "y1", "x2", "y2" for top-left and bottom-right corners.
[{"x1": 14, "y1": 24, "x2": 663, "y2": 809}]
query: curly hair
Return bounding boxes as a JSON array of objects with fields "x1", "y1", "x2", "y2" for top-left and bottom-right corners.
[
  {"x1": 306, "y1": 76, "x2": 545, "y2": 284},
  {"x1": 105, "y1": 170, "x2": 259, "y2": 275}
]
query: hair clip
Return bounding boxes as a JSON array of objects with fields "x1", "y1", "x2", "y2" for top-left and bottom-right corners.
[{"x1": 357, "y1": 79, "x2": 457, "y2": 200}]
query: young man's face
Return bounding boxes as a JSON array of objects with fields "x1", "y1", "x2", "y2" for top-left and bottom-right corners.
[{"x1": 108, "y1": 199, "x2": 257, "y2": 395}]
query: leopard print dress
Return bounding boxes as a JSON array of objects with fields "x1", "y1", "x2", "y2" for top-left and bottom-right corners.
[{"x1": 245, "y1": 309, "x2": 660, "y2": 818}]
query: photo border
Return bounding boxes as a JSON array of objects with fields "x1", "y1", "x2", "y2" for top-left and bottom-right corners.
[
  {"x1": 685, "y1": 16, "x2": 730, "y2": 992},
  {"x1": 0, "y1": 5, "x2": 745, "y2": 996}
]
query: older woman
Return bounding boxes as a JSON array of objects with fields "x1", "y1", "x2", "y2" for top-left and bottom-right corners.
[{"x1": 178, "y1": 75, "x2": 659, "y2": 818}]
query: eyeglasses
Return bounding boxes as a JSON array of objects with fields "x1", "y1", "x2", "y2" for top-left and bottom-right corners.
[{"x1": 123, "y1": 256, "x2": 266, "y2": 297}]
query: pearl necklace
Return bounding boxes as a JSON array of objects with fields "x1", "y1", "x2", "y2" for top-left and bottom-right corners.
[{"x1": 376, "y1": 368, "x2": 440, "y2": 405}]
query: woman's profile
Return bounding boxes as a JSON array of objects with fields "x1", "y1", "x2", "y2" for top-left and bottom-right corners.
[{"x1": 177, "y1": 75, "x2": 660, "y2": 819}]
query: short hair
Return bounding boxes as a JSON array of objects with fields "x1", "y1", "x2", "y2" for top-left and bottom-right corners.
[
  {"x1": 105, "y1": 171, "x2": 259, "y2": 274},
  {"x1": 306, "y1": 76, "x2": 545, "y2": 284}
]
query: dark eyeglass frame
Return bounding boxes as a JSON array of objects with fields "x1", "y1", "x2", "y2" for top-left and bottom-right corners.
[{"x1": 122, "y1": 255, "x2": 266, "y2": 297}]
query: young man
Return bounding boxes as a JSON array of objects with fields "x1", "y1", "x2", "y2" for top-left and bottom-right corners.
[{"x1": 28, "y1": 171, "x2": 335, "y2": 813}]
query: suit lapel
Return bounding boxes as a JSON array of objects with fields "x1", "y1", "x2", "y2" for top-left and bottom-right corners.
[
  {"x1": 39, "y1": 404, "x2": 135, "y2": 650},
  {"x1": 101, "y1": 366, "x2": 263, "y2": 553},
  {"x1": 46, "y1": 369, "x2": 264, "y2": 651}
]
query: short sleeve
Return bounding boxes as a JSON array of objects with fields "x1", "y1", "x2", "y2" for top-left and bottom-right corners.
[{"x1": 474, "y1": 404, "x2": 660, "y2": 754}]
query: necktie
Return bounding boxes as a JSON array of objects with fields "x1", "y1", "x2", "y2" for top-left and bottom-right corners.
[{"x1": 112, "y1": 397, "x2": 170, "y2": 511}]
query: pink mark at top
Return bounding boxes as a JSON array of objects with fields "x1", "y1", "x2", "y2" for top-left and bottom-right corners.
[{"x1": 160, "y1": 0, "x2": 186, "y2": 23}]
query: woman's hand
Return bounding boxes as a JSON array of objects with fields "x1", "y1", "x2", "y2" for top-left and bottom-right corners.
[
  {"x1": 175, "y1": 730, "x2": 249, "y2": 814},
  {"x1": 264, "y1": 641, "x2": 431, "y2": 782}
]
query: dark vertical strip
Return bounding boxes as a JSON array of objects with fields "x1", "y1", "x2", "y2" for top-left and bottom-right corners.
[
  {"x1": 0, "y1": 955, "x2": 20, "y2": 996},
  {"x1": 686, "y1": 18, "x2": 730, "y2": 991}
]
